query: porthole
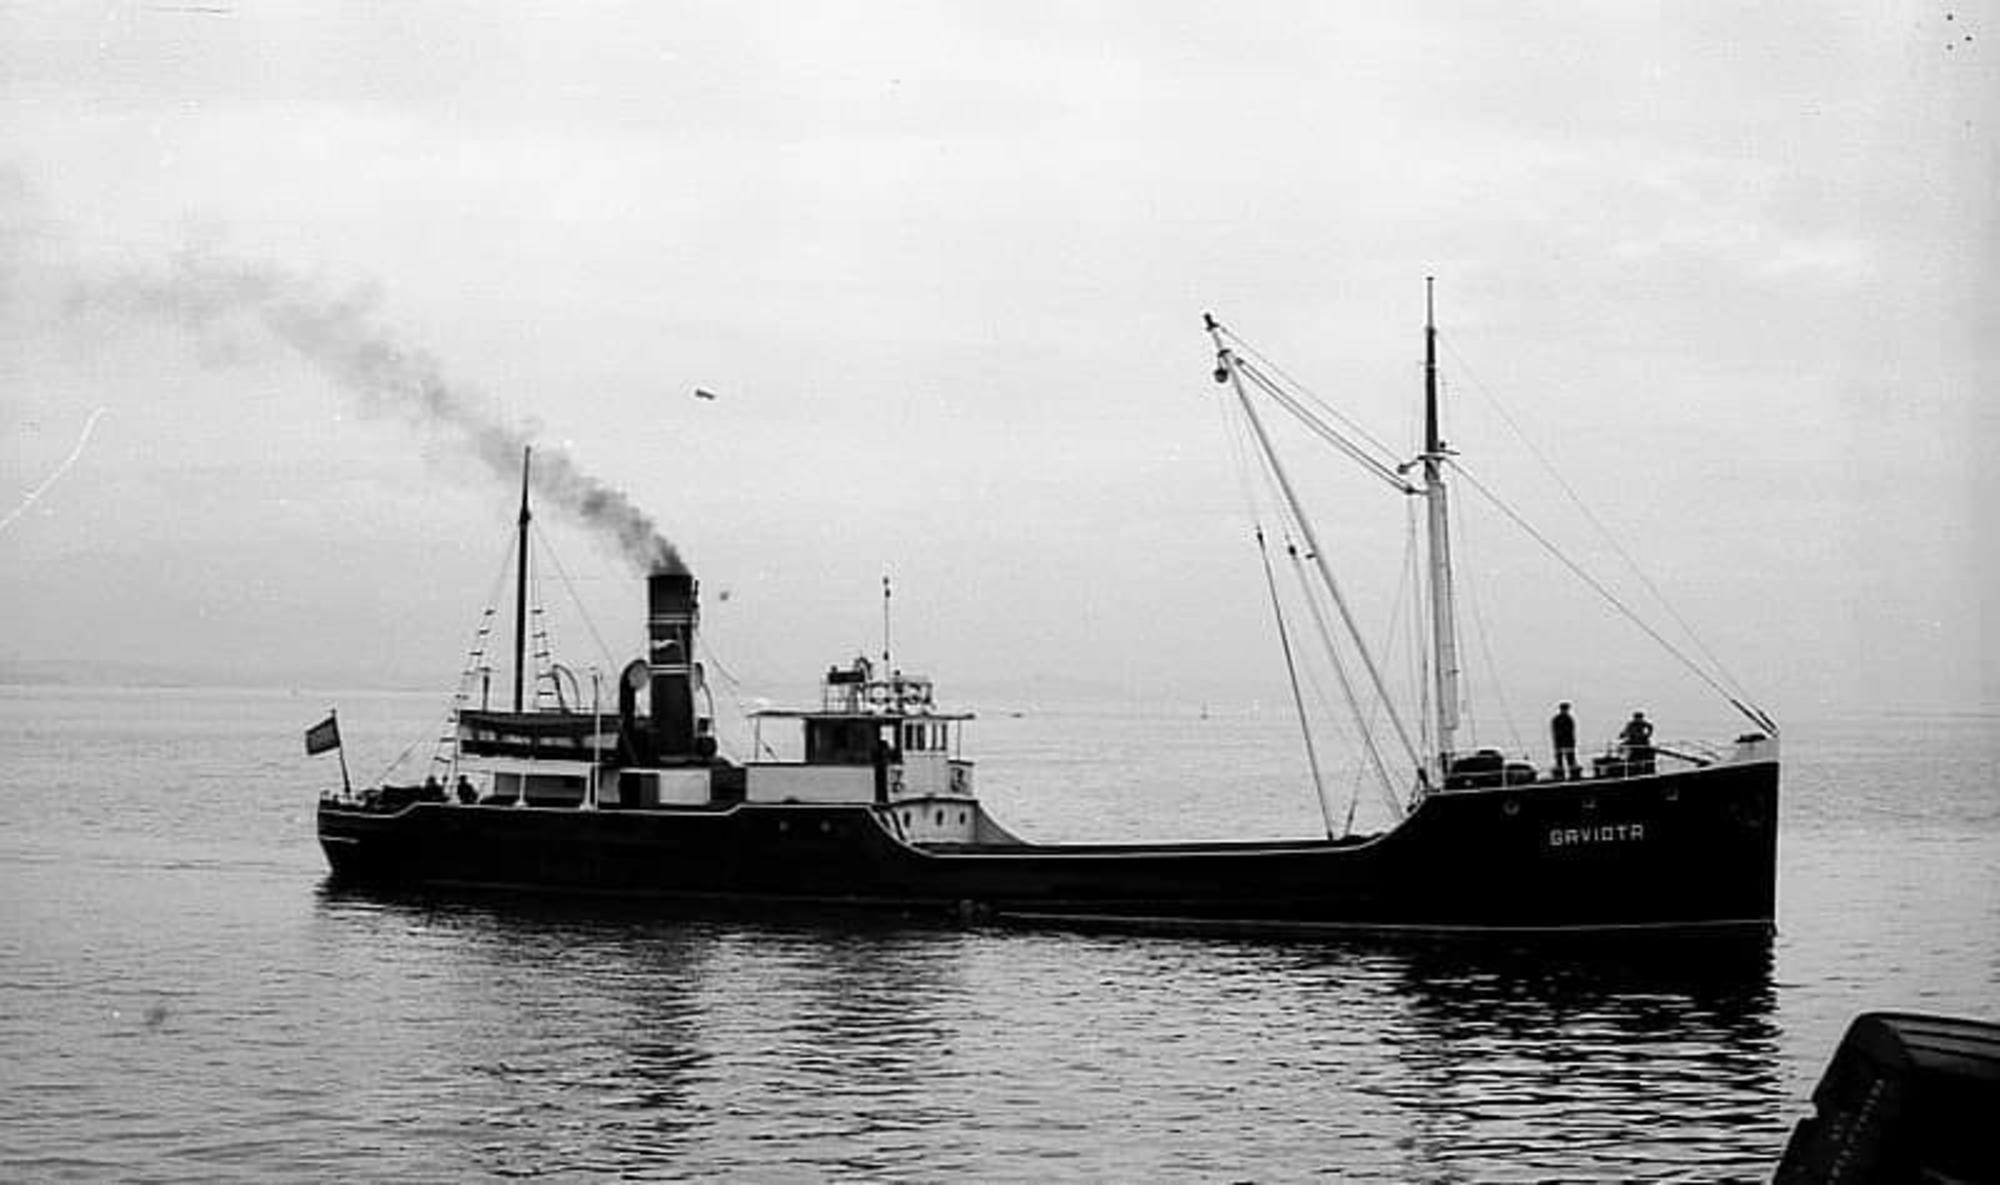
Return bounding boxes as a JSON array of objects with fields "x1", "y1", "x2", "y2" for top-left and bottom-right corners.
[
  {"x1": 1502, "y1": 799, "x2": 1520, "y2": 817},
  {"x1": 958, "y1": 811, "x2": 967, "y2": 825},
  {"x1": 820, "y1": 820, "x2": 832, "y2": 834},
  {"x1": 1581, "y1": 796, "x2": 1597, "y2": 812},
  {"x1": 935, "y1": 809, "x2": 945, "y2": 825},
  {"x1": 777, "y1": 820, "x2": 789, "y2": 833},
  {"x1": 1664, "y1": 786, "x2": 1680, "y2": 803}
]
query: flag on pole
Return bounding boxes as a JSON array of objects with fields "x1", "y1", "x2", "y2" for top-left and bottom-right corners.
[{"x1": 304, "y1": 713, "x2": 341, "y2": 756}]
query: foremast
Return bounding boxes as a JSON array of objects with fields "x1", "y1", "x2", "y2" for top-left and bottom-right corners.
[{"x1": 1420, "y1": 278, "x2": 1463, "y2": 775}]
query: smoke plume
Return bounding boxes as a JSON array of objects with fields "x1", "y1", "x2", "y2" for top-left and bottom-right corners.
[{"x1": 72, "y1": 248, "x2": 687, "y2": 575}]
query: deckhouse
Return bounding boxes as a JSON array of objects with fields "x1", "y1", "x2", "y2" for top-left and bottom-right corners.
[
  {"x1": 747, "y1": 656, "x2": 985, "y2": 845},
  {"x1": 425, "y1": 569, "x2": 990, "y2": 847}
]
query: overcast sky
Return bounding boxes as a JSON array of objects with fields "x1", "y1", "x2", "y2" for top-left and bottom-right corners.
[{"x1": 2, "y1": 3, "x2": 1993, "y2": 738}]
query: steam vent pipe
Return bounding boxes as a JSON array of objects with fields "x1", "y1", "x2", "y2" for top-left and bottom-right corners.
[{"x1": 647, "y1": 572, "x2": 699, "y2": 761}]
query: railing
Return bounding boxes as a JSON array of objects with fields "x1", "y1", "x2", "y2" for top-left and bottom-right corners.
[{"x1": 821, "y1": 674, "x2": 937, "y2": 715}]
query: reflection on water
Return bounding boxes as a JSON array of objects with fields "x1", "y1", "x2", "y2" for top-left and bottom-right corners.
[
  {"x1": 6, "y1": 688, "x2": 1993, "y2": 1181},
  {"x1": 1385, "y1": 937, "x2": 1782, "y2": 1177},
  {"x1": 309, "y1": 887, "x2": 1785, "y2": 1180}
]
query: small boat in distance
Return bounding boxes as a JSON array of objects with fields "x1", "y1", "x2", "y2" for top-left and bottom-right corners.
[{"x1": 316, "y1": 290, "x2": 1780, "y2": 935}]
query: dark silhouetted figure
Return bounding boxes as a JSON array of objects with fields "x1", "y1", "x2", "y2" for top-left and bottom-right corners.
[
  {"x1": 455, "y1": 775, "x2": 477, "y2": 804},
  {"x1": 872, "y1": 735, "x2": 894, "y2": 804},
  {"x1": 1551, "y1": 702, "x2": 1580, "y2": 781},
  {"x1": 1619, "y1": 711, "x2": 1656, "y2": 776}
]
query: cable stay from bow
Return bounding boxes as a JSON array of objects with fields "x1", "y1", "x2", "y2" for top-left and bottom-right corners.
[
  {"x1": 1434, "y1": 334, "x2": 1777, "y2": 736},
  {"x1": 1446, "y1": 458, "x2": 1778, "y2": 736}
]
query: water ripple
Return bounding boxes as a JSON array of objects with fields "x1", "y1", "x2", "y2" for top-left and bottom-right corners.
[{"x1": 2, "y1": 691, "x2": 1997, "y2": 1178}]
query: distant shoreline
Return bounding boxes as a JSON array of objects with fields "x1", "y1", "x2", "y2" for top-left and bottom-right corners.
[{"x1": 3, "y1": 667, "x2": 1997, "y2": 728}]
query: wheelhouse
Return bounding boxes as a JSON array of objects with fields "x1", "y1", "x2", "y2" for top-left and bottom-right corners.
[{"x1": 747, "y1": 656, "x2": 976, "y2": 809}]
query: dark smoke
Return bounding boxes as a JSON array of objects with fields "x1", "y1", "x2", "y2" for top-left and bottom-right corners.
[{"x1": 71, "y1": 247, "x2": 687, "y2": 575}]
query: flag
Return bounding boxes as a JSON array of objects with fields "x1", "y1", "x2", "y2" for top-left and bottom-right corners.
[{"x1": 305, "y1": 713, "x2": 341, "y2": 756}]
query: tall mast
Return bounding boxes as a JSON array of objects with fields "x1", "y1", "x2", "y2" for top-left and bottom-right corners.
[
  {"x1": 513, "y1": 446, "x2": 531, "y2": 713},
  {"x1": 1422, "y1": 278, "x2": 1462, "y2": 772}
]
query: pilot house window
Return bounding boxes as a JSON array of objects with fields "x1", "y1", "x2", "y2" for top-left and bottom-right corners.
[
  {"x1": 805, "y1": 719, "x2": 887, "y2": 765},
  {"x1": 901, "y1": 722, "x2": 949, "y2": 753}
]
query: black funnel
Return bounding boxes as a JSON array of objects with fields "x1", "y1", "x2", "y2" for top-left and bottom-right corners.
[{"x1": 647, "y1": 572, "x2": 698, "y2": 762}]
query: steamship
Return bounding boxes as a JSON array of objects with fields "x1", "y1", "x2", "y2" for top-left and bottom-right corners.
[{"x1": 316, "y1": 294, "x2": 1780, "y2": 935}]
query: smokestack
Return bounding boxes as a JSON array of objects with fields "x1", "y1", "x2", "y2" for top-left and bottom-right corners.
[{"x1": 647, "y1": 572, "x2": 699, "y2": 762}]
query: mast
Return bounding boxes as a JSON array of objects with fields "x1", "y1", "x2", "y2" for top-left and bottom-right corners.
[
  {"x1": 513, "y1": 446, "x2": 531, "y2": 713},
  {"x1": 1422, "y1": 278, "x2": 1462, "y2": 772},
  {"x1": 882, "y1": 573, "x2": 893, "y2": 673}
]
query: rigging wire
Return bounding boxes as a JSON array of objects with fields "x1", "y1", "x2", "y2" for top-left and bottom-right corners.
[
  {"x1": 1211, "y1": 360, "x2": 1383, "y2": 831},
  {"x1": 419, "y1": 533, "x2": 522, "y2": 782},
  {"x1": 471, "y1": 529, "x2": 522, "y2": 690},
  {"x1": 377, "y1": 732, "x2": 428, "y2": 786},
  {"x1": 1450, "y1": 483, "x2": 1524, "y2": 755},
  {"x1": 1405, "y1": 495, "x2": 1434, "y2": 777},
  {"x1": 1363, "y1": 506, "x2": 1427, "y2": 820},
  {"x1": 696, "y1": 638, "x2": 759, "y2": 762},
  {"x1": 1220, "y1": 347, "x2": 1428, "y2": 774},
  {"x1": 530, "y1": 520, "x2": 623, "y2": 676},
  {"x1": 1449, "y1": 458, "x2": 1764, "y2": 722},
  {"x1": 1325, "y1": 505, "x2": 1421, "y2": 831},
  {"x1": 1282, "y1": 538, "x2": 1405, "y2": 823},
  {"x1": 1213, "y1": 362, "x2": 1333, "y2": 820},
  {"x1": 1214, "y1": 364, "x2": 1271, "y2": 556},
  {"x1": 1268, "y1": 529, "x2": 1355, "y2": 818},
  {"x1": 1216, "y1": 325, "x2": 1407, "y2": 466},
  {"x1": 1231, "y1": 363, "x2": 1414, "y2": 819},
  {"x1": 1256, "y1": 529, "x2": 1337, "y2": 838},
  {"x1": 1207, "y1": 319, "x2": 1435, "y2": 807},
  {"x1": 1437, "y1": 333, "x2": 1767, "y2": 717},
  {"x1": 1232, "y1": 357, "x2": 1416, "y2": 494}
]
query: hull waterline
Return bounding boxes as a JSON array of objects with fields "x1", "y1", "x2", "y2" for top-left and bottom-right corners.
[{"x1": 318, "y1": 758, "x2": 1778, "y2": 936}]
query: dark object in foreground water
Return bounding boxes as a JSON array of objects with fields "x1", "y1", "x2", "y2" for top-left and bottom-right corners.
[{"x1": 1775, "y1": 1011, "x2": 2000, "y2": 1184}]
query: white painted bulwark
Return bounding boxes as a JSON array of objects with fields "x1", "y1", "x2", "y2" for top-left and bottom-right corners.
[
  {"x1": 592, "y1": 768, "x2": 712, "y2": 808},
  {"x1": 1731, "y1": 735, "x2": 1779, "y2": 764},
  {"x1": 746, "y1": 765, "x2": 875, "y2": 804},
  {"x1": 889, "y1": 754, "x2": 976, "y2": 800},
  {"x1": 888, "y1": 798, "x2": 980, "y2": 844},
  {"x1": 651, "y1": 770, "x2": 713, "y2": 805},
  {"x1": 494, "y1": 770, "x2": 588, "y2": 806}
]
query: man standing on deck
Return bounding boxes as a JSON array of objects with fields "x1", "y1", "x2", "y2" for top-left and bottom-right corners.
[
  {"x1": 1551, "y1": 702, "x2": 1580, "y2": 781},
  {"x1": 1620, "y1": 711, "x2": 1656, "y2": 776}
]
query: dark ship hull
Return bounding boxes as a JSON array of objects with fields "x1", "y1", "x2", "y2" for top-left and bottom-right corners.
[
  {"x1": 319, "y1": 755, "x2": 1777, "y2": 935},
  {"x1": 313, "y1": 301, "x2": 1787, "y2": 939}
]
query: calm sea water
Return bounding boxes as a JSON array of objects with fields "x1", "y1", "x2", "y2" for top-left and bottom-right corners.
[{"x1": 2, "y1": 685, "x2": 1995, "y2": 1181}]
